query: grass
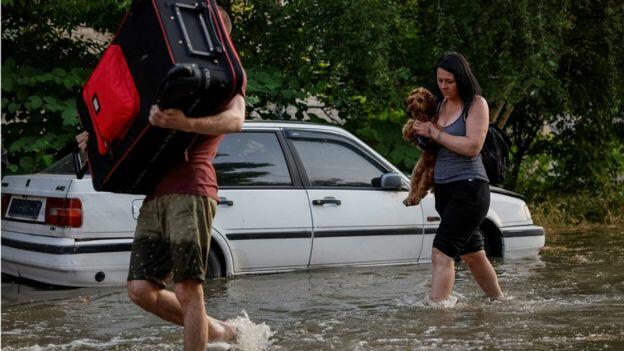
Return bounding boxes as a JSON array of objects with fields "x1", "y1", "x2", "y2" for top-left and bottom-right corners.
[{"x1": 528, "y1": 191, "x2": 624, "y2": 233}]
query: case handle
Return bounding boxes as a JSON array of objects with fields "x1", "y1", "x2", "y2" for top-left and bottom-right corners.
[{"x1": 173, "y1": 2, "x2": 222, "y2": 58}]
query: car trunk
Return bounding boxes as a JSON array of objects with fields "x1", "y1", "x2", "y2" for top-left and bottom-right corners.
[
  {"x1": 2, "y1": 173, "x2": 141, "y2": 240},
  {"x1": 2, "y1": 174, "x2": 75, "y2": 238}
]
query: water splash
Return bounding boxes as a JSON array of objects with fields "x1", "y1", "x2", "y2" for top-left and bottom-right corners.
[
  {"x1": 228, "y1": 311, "x2": 273, "y2": 351},
  {"x1": 424, "y1": 294, "x2": 459, "y2": 308},
  {"x1": 395, "y1": 293, "x2": 464, "y2": 309},
  {"x1": 206, "y1": 342, "x2": 237, "y2": 351}
]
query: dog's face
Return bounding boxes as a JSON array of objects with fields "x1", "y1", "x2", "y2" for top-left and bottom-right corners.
[{"x1": 406, "y1": 87, "x2": 437, "y2": 122}]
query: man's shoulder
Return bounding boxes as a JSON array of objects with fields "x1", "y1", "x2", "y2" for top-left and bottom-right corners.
[{"x1": 186, "y1": 133, "x2": 224, "y2": 155}]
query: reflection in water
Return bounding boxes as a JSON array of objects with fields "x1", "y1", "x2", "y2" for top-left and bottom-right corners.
[{"x1": 2, "y1": 227, "x2": 624, "y2": 350}]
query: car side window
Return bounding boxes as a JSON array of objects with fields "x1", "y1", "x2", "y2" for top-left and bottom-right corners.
[
  {"x1": 214, "y1": 132, "x2": 293, "y2": 186},
  {"x1": 290, "y1": 137, "x2": 384, "y2": 188}
]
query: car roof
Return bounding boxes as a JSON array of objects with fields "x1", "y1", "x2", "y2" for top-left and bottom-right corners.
[{"x1": 242, "y1": 119, "x2": 347, "y2": 133}]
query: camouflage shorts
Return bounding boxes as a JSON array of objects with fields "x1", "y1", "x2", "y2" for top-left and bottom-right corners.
[{"x1": 127, "y1": 194, "x2": 217, "y2": 288}]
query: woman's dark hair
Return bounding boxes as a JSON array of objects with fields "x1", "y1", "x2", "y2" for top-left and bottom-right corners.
[{"x1": 433, "y1": 52, "x2": 481, "y2": 109}]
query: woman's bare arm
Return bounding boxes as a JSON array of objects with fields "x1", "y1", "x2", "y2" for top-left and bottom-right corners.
[{"x1": 413, "y1": 96, "x2": 489, "y2": 158}]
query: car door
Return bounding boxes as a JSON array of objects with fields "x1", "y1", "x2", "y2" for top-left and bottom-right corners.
[
  {"x1": 212, "y1": 130, "x2": 313, "y2": 273},
  {"x1": 285, "y1": 129, "x2": 425, "y2": 267}
]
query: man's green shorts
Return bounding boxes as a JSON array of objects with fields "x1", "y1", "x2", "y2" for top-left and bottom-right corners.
[{"x1": 127, "y1": 194, "x2": 217, "y2": 287}]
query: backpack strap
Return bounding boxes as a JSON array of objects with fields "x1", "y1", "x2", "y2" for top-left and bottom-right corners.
[{"x1": 461, "y1": 104, "x2": 468, "y2": 121}]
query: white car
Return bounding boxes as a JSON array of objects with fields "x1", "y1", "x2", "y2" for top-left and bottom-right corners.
[{"x1": 1, "y1": 121, "x2": 544, "y2": 287}]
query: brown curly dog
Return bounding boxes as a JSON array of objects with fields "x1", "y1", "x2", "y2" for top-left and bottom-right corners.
[{"x1": 402, "y1": 87, "x2": 439, "y2": 206}]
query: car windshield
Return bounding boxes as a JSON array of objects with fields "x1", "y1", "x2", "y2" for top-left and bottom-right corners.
[{"x1": 40, "y1": 154, "x2": 89, "y2": 175}]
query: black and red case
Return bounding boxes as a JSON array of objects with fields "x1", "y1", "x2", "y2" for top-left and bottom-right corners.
[{"x1": 77, "y1": 0, "x2": 245, "y2": 194}]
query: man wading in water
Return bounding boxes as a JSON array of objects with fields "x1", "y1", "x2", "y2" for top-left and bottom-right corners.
[{"x1": 77, "y1": 8, "x2": 245, "y2": 350}]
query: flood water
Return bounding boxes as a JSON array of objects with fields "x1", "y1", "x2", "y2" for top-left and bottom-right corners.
[{"x1": 2, "y1": 226, "x2": 624, "y2": 350}]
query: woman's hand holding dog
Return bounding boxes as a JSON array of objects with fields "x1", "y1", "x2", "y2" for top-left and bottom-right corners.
[{"x1": 412, "y1": 120, "x2": 442, "y2": 141}]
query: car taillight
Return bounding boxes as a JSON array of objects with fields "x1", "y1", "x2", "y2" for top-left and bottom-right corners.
[
  {"x1": 1, "y1": 193, "x2": 11, "y2": 219},
  {"x1": 45, "y1": 197, "x2": 82, "y2": 228}
]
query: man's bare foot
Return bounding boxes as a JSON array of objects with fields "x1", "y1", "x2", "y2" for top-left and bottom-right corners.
[
  {"x1": 487, "y1": 293, "x2": 505, "y2": 301},
  {"x1": 206, "y1": 342, "x2": 238, "y2": 351},
  {"x1": 207, "y1": 317, "x2": 237, "y2": 342}
]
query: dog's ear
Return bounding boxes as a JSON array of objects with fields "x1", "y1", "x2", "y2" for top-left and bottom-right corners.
[
  {"x1": 405, "y1": 91, "x2": 418, "y2": 118},
  {"x1": 425, "y1": 90, "x2": 438, "y2": 117}
]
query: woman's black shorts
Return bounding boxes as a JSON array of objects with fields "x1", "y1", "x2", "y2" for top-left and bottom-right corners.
[{"x1": 433, "y1": 179, "x2": 490, "y2": 258}]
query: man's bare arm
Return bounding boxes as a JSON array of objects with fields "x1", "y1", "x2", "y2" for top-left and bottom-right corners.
[{"x1": 148, "y1": 94, "x2": 245, "y2": 135}]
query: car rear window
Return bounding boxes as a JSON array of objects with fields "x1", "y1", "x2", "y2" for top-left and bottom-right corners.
[{"x1": 40, "y1": 154, "x2": 89, "y2": 175}]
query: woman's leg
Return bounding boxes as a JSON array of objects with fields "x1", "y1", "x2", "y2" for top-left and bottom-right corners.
[
  {"x1": 461, "y1": 250, "x2": 504, "y2": 299},
  {"x1": 430, "y1": 182, "x2": 456, "y2": 302},
  {"x1": 430, "y1": 247, "x2": 456, "y2": 301}
]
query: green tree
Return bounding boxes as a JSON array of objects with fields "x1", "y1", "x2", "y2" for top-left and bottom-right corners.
[
  {"x1": 2, "y1": 0, "x2": 622, "y2": 213},
  {"x1": 545, "y1": 0, "x2": 624, "y2": 194},
  {"x1": 1, "y1": 0, "x2": 128, "y2": 174},
  {"x1": 233, "y1": 0, "x2": 623, "y2": 196}
]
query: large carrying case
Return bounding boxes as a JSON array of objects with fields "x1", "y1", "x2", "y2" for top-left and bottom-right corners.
[{"x1": 76, "y1": 0, "x2": 245, "y2": 194}]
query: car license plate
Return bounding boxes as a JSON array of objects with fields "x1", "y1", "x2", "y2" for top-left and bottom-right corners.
[{"x1": 7, "y1": 198, "x2": 43, "y2": 220}]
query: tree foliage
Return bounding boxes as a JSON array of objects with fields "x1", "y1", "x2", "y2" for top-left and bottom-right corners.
[
  {"x1": 2, "y1": 0, "x2": 623, "y2": 201},
  {"x1": 1, "y1": 0, "x2": 128, "y2": 173},
  {"x1": 229, "y1": 0, "x2": 623, "y2": 194}
]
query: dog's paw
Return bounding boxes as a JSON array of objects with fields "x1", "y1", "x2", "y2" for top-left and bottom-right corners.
[{"x1": 403, "y1": 198, "x2": 416, "y2": 207}]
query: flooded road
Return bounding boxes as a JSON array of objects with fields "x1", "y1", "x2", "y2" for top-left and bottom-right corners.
[{"x1": 2, "y1": 226, "x2": 624, "y2": 350}]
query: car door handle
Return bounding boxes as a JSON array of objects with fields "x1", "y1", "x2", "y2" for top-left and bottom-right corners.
[
  {"x1": 312, "y1": 197, "x2": 341, "y2": 206},
  {"x1": 219, "y1": 197, "x2": 234, "y2": 206}
]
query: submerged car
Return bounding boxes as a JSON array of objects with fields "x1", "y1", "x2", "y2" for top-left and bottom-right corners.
[{"x1": 1, "y1": 121, "x2": 544, "y2": 287}]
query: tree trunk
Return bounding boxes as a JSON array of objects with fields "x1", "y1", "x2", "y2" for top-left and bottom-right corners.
[
  {"x1": 490, "y1": 101, "x2": 505, "y2": 123},
  {"x1": 496, "y1": 105, "x2": 515, "y2": 129},
  {"x1": 508, "y1": 148, "x2": 526, "y2": 190}
]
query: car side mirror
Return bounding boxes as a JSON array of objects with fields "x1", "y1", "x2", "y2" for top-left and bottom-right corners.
[{"x1": 379, "y1": 173, "x2": 403, "y2": 190}]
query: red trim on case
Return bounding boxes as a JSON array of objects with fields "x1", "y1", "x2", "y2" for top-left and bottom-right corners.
[
  {"x1": 217, "y1": 10, "x2": 247, "y2": 96},
  {"x1": 151, "y1": 0, "x2": 176, "y2": 63},
  {"x1": 102, "y1": 1, "x2": 175, "y2": 187},
  {"x1": 113, "y1": 11, "x2": 130, "y2": 37},
  {"x1": 208, "y1": 2, "x2": 234, "y2": 111},
  {"x1": 213, "y1": 1, "x2": 247, "y2": 96},
  {"x1": 209, "y1": 0, "x2": 245, "y2": 107},
  {"x1": 102, "y1": 124, "x2": 152, "y2": 185}
]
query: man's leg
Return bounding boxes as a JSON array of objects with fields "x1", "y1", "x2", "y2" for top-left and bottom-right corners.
[
  {"x1": 430, "y1": 247, "x2": 455, "y2": 302},
  {"x1": 460, "y1": 250, "x2": 504, "y2": 299},
  {"x1": 127, "y1": 280, "x2": 236, "y2": 341},
  {"x1": 174, "y1": 279, "x2": 208, "y2": 351}
]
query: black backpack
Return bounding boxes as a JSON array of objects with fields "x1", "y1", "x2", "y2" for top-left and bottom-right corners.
[
  {"x1": 480, "y1": 123, "x2": 511, "y2": 185},
  {"x1": 461, "y1": 107, "x2": 511, "y2": 185}
]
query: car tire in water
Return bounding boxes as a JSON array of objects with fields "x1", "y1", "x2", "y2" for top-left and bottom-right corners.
[
  {"x1": 207, "y1": 248, "x2": 223, "y2": 279},
  {"x1": 480, "y1": 227, "x2": 502, "y2": 258}
]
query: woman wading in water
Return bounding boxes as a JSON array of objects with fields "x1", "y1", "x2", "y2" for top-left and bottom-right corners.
[{"x1": 411, "y1": 52, "x2": 504, "y2": 302}]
